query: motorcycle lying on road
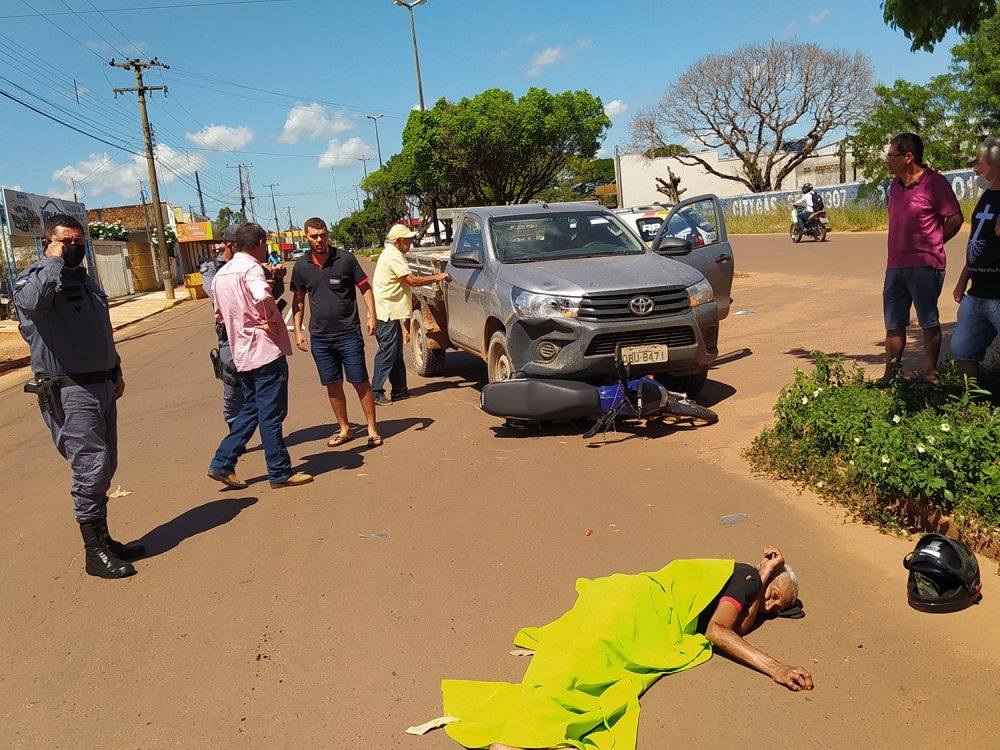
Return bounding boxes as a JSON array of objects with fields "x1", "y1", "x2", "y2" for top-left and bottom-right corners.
[
  {"x1": 480, "y1": 345, "x2": 718, "y2": 437},
  {"x1": 789, "y1": 204, "x2": 829, "y2": 243}
]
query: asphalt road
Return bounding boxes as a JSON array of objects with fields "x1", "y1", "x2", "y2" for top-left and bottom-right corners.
[{"x1": 1, "y1": 233, "x2": 997, "y2": 749}]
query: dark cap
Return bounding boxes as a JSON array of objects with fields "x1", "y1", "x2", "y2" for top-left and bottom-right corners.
[{"x1": 222, "y1": 224, "x2": 240, "y2": 243}]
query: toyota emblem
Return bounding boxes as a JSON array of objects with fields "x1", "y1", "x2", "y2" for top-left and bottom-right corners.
[{"x1": 628, "y1": 296, "x2": 655, "y2": 316}]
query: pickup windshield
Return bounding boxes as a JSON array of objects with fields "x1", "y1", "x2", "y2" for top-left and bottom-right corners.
[{"x1": 490, "y1": 212, "x2": 646, "y2": 263}]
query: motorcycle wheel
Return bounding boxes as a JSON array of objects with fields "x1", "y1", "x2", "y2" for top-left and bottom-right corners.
[
  {"x1": 815, "y1": 224, "x2": 828, "y2": 242},
  {"x1": 666, "y1": 399, "x2": 719, "y2": 424},
  {"x1": 789, "y1": 224, "x2": 802, "y2": 243}
]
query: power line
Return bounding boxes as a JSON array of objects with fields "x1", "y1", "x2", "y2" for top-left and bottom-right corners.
[
  {"x1": 55, "y1": 0, "x2": 128, "y2": 60},
  {"x1": 82, "y1": 0, "x2": 147, "y2": 58},
  {"x1": 0, "y1": 1, "x2": 291, "y2": 19}
]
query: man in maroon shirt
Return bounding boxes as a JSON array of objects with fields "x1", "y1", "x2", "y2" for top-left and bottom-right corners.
[{"x1": 882, "y1": 132, "x2": 964, "y2": 387}]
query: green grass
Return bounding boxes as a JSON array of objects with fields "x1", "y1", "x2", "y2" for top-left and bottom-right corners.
[{"x1": 726, "y1": 198, "x2": 979, "y2": 235}]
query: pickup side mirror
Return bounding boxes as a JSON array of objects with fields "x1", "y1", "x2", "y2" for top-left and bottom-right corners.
[
  {"x1": 651, "y1": 236, "x2": 693, "y2": 256},
  {"x1": 450, "y1": 247, "x2": 482, "y2": 269}
]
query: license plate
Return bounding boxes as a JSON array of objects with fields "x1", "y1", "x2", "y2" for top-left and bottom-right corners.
[
  {"x1": 819, "y1": 217, "x2": 829, "y2": 224},
  {"x1": 621, "y1": 344, "x2": 668, "y2": 365}
]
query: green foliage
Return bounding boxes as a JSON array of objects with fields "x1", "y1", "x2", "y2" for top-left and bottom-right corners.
[
  {"x1": 537, "y1": 156, "x2": 617, "y2": 203},
  {"x1": 883, "y1": 0, "x2": 997, "y2": 52},
  {"x1": 745, "y1": 352, "x2": 1000, "y2": 530},
  {"x1": 215, "y1": 207, "x2": 246, "y2": 231},
  {"x1": 394, "y1": 87, "x2": 612, "y2": 209},
  {"x1": 88, "y1": 220, "x2": 128, "y2": 241},
  {"x1": 950, "y1": 11, "x2": 1000, "y2": 133}
]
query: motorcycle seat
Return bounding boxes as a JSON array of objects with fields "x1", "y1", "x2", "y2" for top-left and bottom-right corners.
[{"x1": 481, "y1": 379, "x2": 601, "y2": 421}]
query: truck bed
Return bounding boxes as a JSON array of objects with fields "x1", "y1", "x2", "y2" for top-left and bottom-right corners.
[{"x1": 405, "y1": 246, "x2": 450, "y2": 301}]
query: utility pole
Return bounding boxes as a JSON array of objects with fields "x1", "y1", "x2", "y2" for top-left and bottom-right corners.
[
  {"x1": 353, "y1": 183, "x2": 362, "y2": 210},
  {"x1": 195, "y1": 170, "x2": 206, "y2": 216},
  {"x1": 243, "y1": 164, "x2": 257, "y2": 223},
  {"x1": 358, "y1": 155, "x2": 371, "y2": 182},
  {"x1": 110, "y1": 57, "x2": 174, "y2": 299},
  {"x1": 330, "y1": 166, "x2": 341, "y2": 218},
  {"x1": 227, "y1": 164, "x2": 246, "y2": 217},
  {"x1": 69, "y1": 177, "x2": 77, "y2": 202},
  {"x1": 265, "y1": 183, "x2": 280, "y2": 237},
  {"x1": 366, "y1": 113, "x2": 384, "y2": 167},
  {"x1": 285, "y1": 206, "x2": 296, "y2": 248}
]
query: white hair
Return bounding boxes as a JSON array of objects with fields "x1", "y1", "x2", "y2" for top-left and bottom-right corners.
[
  {"x1": 979, "y1": 138, "x2": 1000, "y2": 167},
  {"x1": 774, "y1": 564, "x2": 799, "y2": 600}
]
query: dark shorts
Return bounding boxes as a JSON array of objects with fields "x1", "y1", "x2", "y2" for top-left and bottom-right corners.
[
  {"x1": 310, "y1": 333, "x2": 369, "y2": 385},
  {"x1": 951, "y1": 295, "x2": 1000, "y2": 361},
  {"x1": 883, "y1": 267, "x2": 945, "y2": 330}
]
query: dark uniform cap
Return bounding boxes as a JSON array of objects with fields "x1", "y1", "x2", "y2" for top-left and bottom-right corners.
[{"x1": 222, "y1": 224, "x2": 240, "y2": 243}]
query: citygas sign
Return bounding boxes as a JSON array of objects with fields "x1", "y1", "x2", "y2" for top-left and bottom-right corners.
[
  {"x1": 0, "y1": 188, "x2": 89, "y2": 239},
  {"x1": 718, "y1": 169, "x2": 983, "y2": 218}
]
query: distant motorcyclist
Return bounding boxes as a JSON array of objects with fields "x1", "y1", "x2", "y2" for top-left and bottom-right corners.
[{"x1": 794, "y1": 183, "x2": 816, "y2": 233}]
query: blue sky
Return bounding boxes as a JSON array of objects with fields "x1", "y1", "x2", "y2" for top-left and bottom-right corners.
[{"x1": 0, "y1": 0, "x2": 960, "y2": 227}]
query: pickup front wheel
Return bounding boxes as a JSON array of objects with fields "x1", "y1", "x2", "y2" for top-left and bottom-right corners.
[
  {"x1": 487, "y1": 331, "x2": 513, "y2": 382},
  {"x1": 411, "y1": 308, "x2": 446, "y2": 377}
]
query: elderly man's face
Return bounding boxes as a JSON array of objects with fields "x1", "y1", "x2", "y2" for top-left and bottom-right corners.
[
  {"x1": 763, "y1": 577, "x2": 796, "y2": 614},
  {"x1": 396, "y1": 236, "x2": 414, "y2": 253},
  {"x1": 974, "y1": 152, "x2": 1000, "y2": 184}
]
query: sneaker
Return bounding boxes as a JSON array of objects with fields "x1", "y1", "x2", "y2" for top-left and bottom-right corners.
[
  {"x1": 390, "y1": 390, "x2": 411, "y2": 401},
  {"x1": 208, "y1": 471, "x2": 248, "y2": 489},
  {"x1": 373, "y1": 393, "x2": 392, "y2": 406},
  {"x1": 270, "y1": 472, "x2": 314, "y2": 489}
]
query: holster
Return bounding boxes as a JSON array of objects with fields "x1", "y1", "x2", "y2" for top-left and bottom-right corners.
[
  {"x1": 215, "y1": 321, "x2": 229, "y2": 343},
  {"x1": 24, "y1": 376, "x2": 66, "y2": 422},
  {"x1": 209, "y1": 348, "x2": 240, "y2": 388}
]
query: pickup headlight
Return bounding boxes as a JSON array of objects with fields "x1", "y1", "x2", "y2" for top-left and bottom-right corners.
[
  {"x1": 687, "y1": 278, "x2": 714, "y2": 308},
  {"x1": 512, "y1": 287, "x2": 581, "y2": 319}
]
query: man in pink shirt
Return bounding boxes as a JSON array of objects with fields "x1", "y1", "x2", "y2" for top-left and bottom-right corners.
[
  {"x1": 207, "y1": 223, "x2": 312, "y2": 489},
  {"x1": 882, "y1": 132, "x2": 964, "y2": 387}
]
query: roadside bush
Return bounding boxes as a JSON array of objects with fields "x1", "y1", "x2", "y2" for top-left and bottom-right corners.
[
  {"x1": 88, "y1": 220, "x2": 128, "y2": 241},
  {"x1": 745, "y1": 352, "x2": 1000, "y2": 530}
]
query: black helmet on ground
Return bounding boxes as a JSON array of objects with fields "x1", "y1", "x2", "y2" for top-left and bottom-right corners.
[
  {"x1": 801, "y1": 183, "x2": 813, "y2": 193},
  {"x1": 903, "y1": 533, "x2": 982, "y2": 613}
]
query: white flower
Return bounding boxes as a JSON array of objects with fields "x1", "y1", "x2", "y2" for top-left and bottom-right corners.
[
  {"x1": 927, "y1": 435, "x2": 936, "y2": 445},
  {"x1": 892, "y1": 415, "x2": 901, "y2": 424},
  {"x1": 917, "y1": 443, "x2": 926, "y2": 454},
  {"x1": 940, "y1": 423, "x2": 951, "y2": 433},
  {"x1": 854, "y1": 437, "x2": 861, "y2": 445},
  {"x1": 816, "y1": 481, "x2": 824, "y2": 488},
  {"x1": 882, "y1": 455, "x2": 891, "y2": 464},
  {"x1": 849, "y1": 459, "x2": 855, "y2": 466},
  {"x1": 802, "y1": 396, "x2": 809, "y2": 405},
  {"x1": 813, "y1": 389, "x2": 821, "y2": 397}
]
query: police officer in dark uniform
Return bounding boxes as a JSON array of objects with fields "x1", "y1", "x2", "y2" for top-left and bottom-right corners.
[
  {"x1": 14, "y1": 214, "x2": 143, "y2": 579},
  {"x1": 201, "y1": 224, "x2": 285, "y2": 423}
]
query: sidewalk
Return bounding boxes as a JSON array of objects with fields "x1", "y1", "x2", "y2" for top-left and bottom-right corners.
[{"x1": 0, "y1": 286, "x2": 195, "y2": 373}]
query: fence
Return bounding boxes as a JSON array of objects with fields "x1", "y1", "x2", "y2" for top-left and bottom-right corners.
[{"x1": 718, "y1": 169, "x2": 982, "y2": 218}]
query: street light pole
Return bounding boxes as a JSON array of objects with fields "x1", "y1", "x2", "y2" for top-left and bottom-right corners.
[
  {"x1": 366, "y1": 114, "x2": 384, "y2": 167},
  {"x1": 358, "y1": 155, "x2": 371, "y2": 184},
  {"x1": 393, "y1": 0, "x2": 427, "y2": 110}
]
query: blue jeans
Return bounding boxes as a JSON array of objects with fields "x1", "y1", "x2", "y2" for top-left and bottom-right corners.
[
  {"x1": 371, "y1": 319, "x2": 408, "y2": 397},
  {"x1": 951, "y1": 295, "x2": 1000, "y2": 361},
  {"x1": 796, "y1": 210, "x2": 812, "y2": 231},
  {"x1": 219, "y1": 338, "x2": 243, "y2": 424},
  {"x1": 209, "y1": 356, "x2": 292, "y2": 484}
]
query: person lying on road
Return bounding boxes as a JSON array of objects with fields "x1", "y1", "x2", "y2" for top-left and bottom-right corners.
[{"x1": 440, "y1": 547, "x2": 812, "y2": 750}]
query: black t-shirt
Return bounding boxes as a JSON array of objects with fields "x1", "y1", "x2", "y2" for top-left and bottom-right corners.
[
  {"x1": 967, "y1": 189, "x2": 1000, "y2": 299},
  {"x1": 289, "y1": 249, "x2": 369, "y2": 337},
  {"x1": 696, "y1": 563, "x2": 761, "y2": 634}
]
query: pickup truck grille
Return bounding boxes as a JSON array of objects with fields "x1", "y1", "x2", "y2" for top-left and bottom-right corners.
[
  {"x1": 585, "y1": 326, "x2": 697, "y2": 356},
  {"x1": 578, "y1": 287, "x2": 689, "y2": 320}
]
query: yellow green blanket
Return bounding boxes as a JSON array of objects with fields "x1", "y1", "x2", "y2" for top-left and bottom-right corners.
[{"x1": 442, "y1": 558, "x2": 735, "y2": 749}]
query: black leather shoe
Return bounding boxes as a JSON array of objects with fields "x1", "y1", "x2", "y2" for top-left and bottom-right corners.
[
  {"x1": 79, "y1": 520, "x2": 136, "y2": 579},
  {"x1": 98, "y1": 517, "x2": 145, "y2": 561}
]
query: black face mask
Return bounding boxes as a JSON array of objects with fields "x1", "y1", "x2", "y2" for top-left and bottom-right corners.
[{"x1": 62, "y1": 242, "x2": 87, "y2": 268}]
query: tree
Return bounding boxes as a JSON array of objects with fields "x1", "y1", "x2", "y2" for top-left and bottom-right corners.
[
  {"x1": 215, "y1": 206, "x2": 246, "y2": 231},
  {"x1": 950, "y1": 11, "x2": 1000, "y2": 132},
  {"x1": 359, "y1": 156, "x2": 414, "y2": 242},
  {"x1": 537, "y1": 157, "x2": 617, "y2": 203},
  {"x1": 396, "y1": 87, "x2": 612, "y2": 207},
  {"x1": 626, "y1": 41, "x2": 875, "y2": 193},
  {"x1": 883, "y1": 0, "x2": 997, "y2": 52}
]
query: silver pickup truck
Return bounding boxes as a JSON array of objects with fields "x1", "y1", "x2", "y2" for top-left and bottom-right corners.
[{"x1": 405, "y1": 197, "x2": 733, "y2": 393}]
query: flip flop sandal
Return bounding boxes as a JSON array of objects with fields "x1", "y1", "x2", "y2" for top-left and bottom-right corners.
[
  {"x1": 367, "y1": 436, "x2": 383, "y2": 448},
  {"x1": 777, "y1": 599, "x2": 805, "y2": 619},
  {"x1": 327, "y1": 433, "x2": 353, "y2": 447}
]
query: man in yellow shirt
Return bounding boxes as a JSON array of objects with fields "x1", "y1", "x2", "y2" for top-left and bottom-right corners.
[{"x1": 371, "y1": 224, "x2": 448, "y2": 405}]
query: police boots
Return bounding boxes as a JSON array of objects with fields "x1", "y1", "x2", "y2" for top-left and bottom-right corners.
[
  {"x1": 97, "y1": 517, "x2": 145, "y2": 561},
  {"x1": 79, "y1": 520, "x2": 136, "y2": 579}
]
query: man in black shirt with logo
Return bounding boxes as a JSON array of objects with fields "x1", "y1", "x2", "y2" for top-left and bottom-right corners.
[
  {"x1": 952, "y1": 138, "x2": 1000, "y2": 379},
  {"x1": 290, "y1": 217, "x2": 381, "y2": 448}
]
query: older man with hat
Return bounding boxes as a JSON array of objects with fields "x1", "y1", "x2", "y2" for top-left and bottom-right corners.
[{"x1": 371, "y1": 223, "x2": 448, "y2": 405}]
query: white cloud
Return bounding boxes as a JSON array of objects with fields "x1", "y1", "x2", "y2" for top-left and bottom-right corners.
[
  {"x1": 497, "y1": 48, "x2": 511, "y2": 58},
  {"x1": 527, "y1": 46, "x2": 562, "y2": 77},
  {"x1": 317, "y1": 137, "x2": 373, "y2": 170},
  {"x1": 577, "y1": 37, "x2": 594, "y2": 50},
  {"x1": 276, "y1": 102, "x2": 354, "y2": 144},
  {"x1": 525, "y1": 34, "x2": 536, "y2": 44},
  {"x1": 781, "y1": 20, "x2": 798, "y2": 36},
  {"x1": 604, "y1": 100, "x2": 629, "y2": 120},
  {"x1": 809, "y1": 9, "x2": 830, "y2": 23},
  {"x1": 51, "y1": 145, "x2": 208, "y2": 199},
  {"x1": 185, "y1": 124, "x2": 254, "y2": 152}
]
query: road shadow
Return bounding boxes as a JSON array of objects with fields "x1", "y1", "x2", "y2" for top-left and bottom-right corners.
[
  {"x1": 138, "y1": 496, "x2": 258, "y2": 558},
  {"x1": 784, "y1": 323, "x2": 958, "y2": 369},
  {"x1": 249, "y1": 416, "x2": 434, "y2": 453},
  {"x1": 712, "y1": 347, "x2": 753, "y2": 367},
  {"x1": 583, "y1": 417, "x2": 712, "y2": 447},
  {"x1": 695, "y1": 379, "x2": 738, "y2": 408}
]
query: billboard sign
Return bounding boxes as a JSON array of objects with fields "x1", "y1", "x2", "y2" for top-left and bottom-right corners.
[
  {"x1": 0, "y1": 188, "x2": 89, "y2": 239},
  {"x1": 175, "y1": 221, "x2": 216, "y2": 243}
]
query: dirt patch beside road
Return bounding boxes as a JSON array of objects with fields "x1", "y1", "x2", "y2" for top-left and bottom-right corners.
[{"x1": 0, "y1": 331, "x2": 29, "y2": 364}]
